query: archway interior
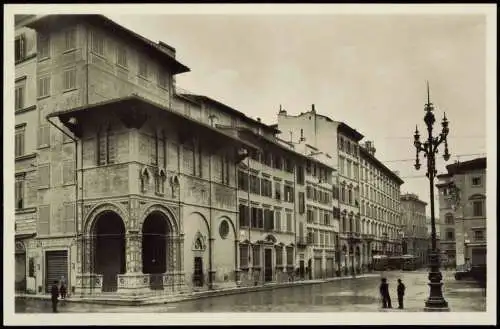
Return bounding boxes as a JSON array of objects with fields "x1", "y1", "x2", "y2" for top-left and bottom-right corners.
[
  {"x1": 93, "y1": 211, "x2": 126, "y2": 292},
  {"x1": 142, "y1": 212, "x2": 170, "y2": 274}
]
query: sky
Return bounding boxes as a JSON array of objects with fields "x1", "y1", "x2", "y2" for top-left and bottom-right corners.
[{"x1": 105, "y1": 13, "x2": 487, "y2": 216}]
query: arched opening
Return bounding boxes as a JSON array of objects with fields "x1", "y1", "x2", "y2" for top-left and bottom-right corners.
[
  {"x1": 93, "y1": 211, "x2": 126, "y2": 292},
  {"x1": 15, "y1": 242, "x2": 27, "y2": 293},
  {"x1": 142, "y1": 211, "x2": 172, "y2": 290}
]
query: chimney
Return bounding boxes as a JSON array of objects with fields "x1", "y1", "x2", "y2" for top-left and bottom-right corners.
[
  {"x1": 257, "y1": 117, "x2": 261, "y2": 122},
  {"x1": 278, "y1": 104, "x2": 287, "y2": 115},
  {"x1": 311, "y1": 104, "x2": 316, "y2": 113}
]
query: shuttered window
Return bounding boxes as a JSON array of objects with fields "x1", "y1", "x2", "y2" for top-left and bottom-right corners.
[
  {"x1": 286, "y1": 212, "x2": 292, "y2": 233},
  {"x1": 275, "y1": 210, "x2": 281, "y2": 232},
  {"x1": 138, "y1": 57, "x2": 148, "y2": 78},
  {"x1": 275, "y1": 246, "x2": 283, "y2": 266},
  {"x1": 63, "y1": 160, "x2": 75, "y2": 185},
  {"x1": 158, "y1": 70, "x2": 168, "y2": 89},
  {"x1": 91, "y1": 31, "x2": 104, "y2": 56},
  {"x1": 183, "y1": 142, "x2": 195, "y2": 175},
  {"x1": 15, "y1": 35, "x2": 26, "y2": 62},
  {"x1": 97, "y1": 127, "x2": 116, "y2": 165},
  {"x1": 64, "y1": 203, "x2": 75, "y2": 234},
  {"x1": 15, "y1": 126, "x2": 25, "y2": 157},
  {"x1": 15, "y1": 85, "x2": 25, "y2": 110},
  {"x1": 38, "y1": 124, "x2": 50, "y2": 148},
  {"x1": 15, "y1": 178, "x2": 24, "y2": 209},
  {"x1": 63, "y1": 68, "x2": 76, "y2": 91},
  {"x1": 116, "y1": 44, "x2": 127, "y2": 67},
  {"x1": 239, "y1": 244, "x2": 249, "y2": 268},
  {"x1": 38, "y1": 164, "x2": 50, "y2": 189},
  {"x1": 64, "y1": 28, "x2": 76, "y2": 51},
  {"x1": 38, "y1": 35, "x2": 50, "y2": 59},
  {"x1": 252, "y1": 245, "x2": 261, "y2": 267},
  {"x1": 38, "y1": 205, "x2": 50, "y2": 235},
  {"x1": 37, "y1": 76, "x2": 51, "y2": 98},
  {"x1": 150, "y1": 133, "x2": 158, "y2": 165}
]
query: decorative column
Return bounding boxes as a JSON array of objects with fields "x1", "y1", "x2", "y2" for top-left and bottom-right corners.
[
  {"x1": 75, "y1": 234, "x2": 103, "y2": 296},
  {"x1": 117, "y1": 231, "x2": 148, "y2": 295},
  {"x1": 177, "y1": 234, "x2": 186, "y2": 292}
]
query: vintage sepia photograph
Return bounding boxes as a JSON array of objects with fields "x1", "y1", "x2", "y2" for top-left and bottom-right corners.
[{"x1": 4, "y1": 3, "x2": 496, "y2": 326}]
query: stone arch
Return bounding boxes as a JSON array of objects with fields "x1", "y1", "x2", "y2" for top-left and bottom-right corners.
[
  {"x1": 468, "y1": 193, "x2": 486, "y2": 200},
  {"x1": 140, "y1": 204, "x2": 179, "y2": 234},
  {"x1": 188, "y1": 211, "x2": 210, "y2": 235},
  {"x1": 84, "y1": 202, "x2": 128, "y2": 234}
]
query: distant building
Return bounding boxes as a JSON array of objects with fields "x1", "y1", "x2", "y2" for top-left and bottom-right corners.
[
  {"x1": 400, "y1": 193, "x2": 429, "y2": 266},
  {"x1": 436, "y1": 157, "x2": 487, "y2": 270}
]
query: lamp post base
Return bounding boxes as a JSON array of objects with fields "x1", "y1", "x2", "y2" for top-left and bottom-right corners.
[{"x1": 424, "y1": 252, "x2": 450, "y2": 312}]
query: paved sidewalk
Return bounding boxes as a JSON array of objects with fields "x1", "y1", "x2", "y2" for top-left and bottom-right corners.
[{"x1": 16, "y1": 273, "x2": 380, "y2": 306}]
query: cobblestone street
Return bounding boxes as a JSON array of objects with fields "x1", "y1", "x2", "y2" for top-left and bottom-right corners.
[{"x1": 15, "y1": 270, "x2": 486, "y2": 313}]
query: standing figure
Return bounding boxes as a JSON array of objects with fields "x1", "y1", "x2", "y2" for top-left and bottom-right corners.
[
  {"x1": 397, "y1": 279, "x2": 406, "y2": 309},
  {"x1": 59, "y1": 276, "x2": 67, "y2": 300},
  {"x1": 379, "y1": 278, "x2": 392, "y2": 309},
  {"x1": 51, "y1": 280, "x2": 59, "y2": 313}
]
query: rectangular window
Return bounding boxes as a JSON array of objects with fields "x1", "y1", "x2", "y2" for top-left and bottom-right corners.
[
  {"x1": 15, "y1": 84, "x2": 25, "y2": 110},
  {"x1": 275, "y1": 210, "x2": 281, "y2": 232},
  {"x1": 15, "y1": 126, "x2": 25, "y2": 157},
  {"x1": 284, "y1": 185, "x2": 294, "y2": 203},
  {"x1": 158, "y1": 70, "x2": 168, "y2": 89},
  {"x1": 250, "y1": 175, "x2": 260, "y2": 195},
  {"x1": 286, "y1": 212, "x2": 292, "y2": 233},
  {"x1": 238, "y1": 171, "x2": 249, "y2": 191},
  {"x1": 285, "y1": 158, "x2": 294, "y2": 173},
  {"x1": 64, "y1": 28, "x2": 76, "y2": 51},
  {"x1": 298, "y1": 192, "x2": 305, "y2": 214},
  {"x1": 339, "y1": 157, "x2": 345, "y2": 175},
  {"x1": 38, "y1": 34, "x2": 50, "y2": 59},
  {"x1": 275, "y1": 246, "x2": 283, "y2": 266},
  {"x1": 37, "y1": 76, "x2": 51, "y2": 98},
  {"x1": 38, "y1": 205, "x2": 50, "y2": 235},
  {"x1": 91, "y1": 31, "x2": 104, "y2": 56},
  {"x1": 273, "y1": 155, "x2": 283, "y2": 170},
  {"x1": 286, "y1": 247, "x2": 293, "y2": 266},
  {"x1": 116, "y1": 44, "x2": 128, "y2": 67},
  {"x1": 38, "y1": 124, "x2": 50, "y2": 148},
  {"x1": 64, "y1": 203, "x2": 75, "y2": 234},
  {"x1": 274, "y1": 181, "x2": 281, "y2": 200},
  {"x1": 139, "y1": 58, "x2": 148, "y2": 78},
  {"x1": 240, "y1": 244, "x2": 249, "y2": 268},
  {"x1": 251, "y1": 207, "x2": 258, "y2": 228},
  {"x1": 472, "y1": 200, "x2": 484, "y2": 217},
  {"x1": 239, "y1": 204, "x2": 249, "y2": 227},
  {"x1": 15, "y1": 35, "x2": 26, "y2": 62},
  {"x1": 474, "y1": 230, "x2": 484, "y2": 241},
  {"x1": 63, "y1": 68, "x2": 76, "y2": 91},
  {"x1": 297, "y1": 165, "x2": 305, "y2": 185},
  {"x1": 158, "y1": 135, "x2": 166, "y2": 168},
  {"x1": 471, "y1": 177, "x2": 482, "y2": 186},
  {"x1": 38, "y1": 164, "x2": 50, "y2": 189},
  {"x1": 264, "y1": 208, "x2": 274, "y2": 231},
  {"x1": 252, "y1": 245, "x2": 261, "y2": 267},
  {"x1": 261, "y1": 179, "x2": 272, "y2": 198},
  {"x1": 15, "y1": 177, "x2": 24, "y2": 209},
  {"x1": 63, "y1": 160, "x2": 75, "y2": 185}
]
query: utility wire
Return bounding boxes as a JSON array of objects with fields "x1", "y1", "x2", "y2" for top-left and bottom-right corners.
[{"x1": 382, "y1": 153, "x2": 486, "y2": 163}]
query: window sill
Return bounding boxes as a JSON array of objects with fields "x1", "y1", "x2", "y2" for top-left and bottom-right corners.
[
  {"x1": 15, "y1": 105, "x2": 37, "y2": 115},
  {"x1": 63, "y1": 182, "x2": 76, "y2": 187},
  {"x1": 15, "y1": 53, "x2": 37, "y2": 65},
  {"x1": 37, "y1": 144, "x2": 50, "y2": 150},
  {"x1": 116, "y1": 63, "x2": 129, "y2": 71},
  {"x1": 16, "y1": 207, "x2": 37, "y2": 215},
  {"x1": 36, "y1": 95, "x2": 51, "y2": 101},
  {"x1": 138, "y1": 75, "x2": 150, "y2": 82},
  {"x1": 15, "y1": 153, "x2": 37, "y2": 162},
  {"x1": 37, "y1": 56, "x2": 51, "y2": 63},
  {"x1": 157, "y1": 84, "x2": 169, "y2": 91},
  {"x1": 37, "y1": 186, "x2": 50, "y2": 190},
  {"x1": 63, "y1": 88, "x2": 78, "y2": 94},
  {"x1": 63, "y1": 48, "x2": 77, "y2": 54},
  {"x1": 155, "y1": 192, "x2": 165, "y2": 197}
]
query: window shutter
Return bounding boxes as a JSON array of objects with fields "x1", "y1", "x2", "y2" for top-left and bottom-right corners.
[
  {"x1": 38, "y1": 164, "x2": 50, "y2": 188},
  {"x1": 158, "y1": 136, "x2": 165, "y2": 168},
  {"x1": 38, "y1": 205, "x2": 50, "y2": 235},
  {"x1": 97, "y1": 131, "x2": 106, "y2": 165},
  {"x1": 63, "y1": 161, "x2": 75, "y2": 184},
  {"x1": 107, "y1": 130, "x2": 116, "y2": 164},
  {"x1": 64, "y1": 203, "x2": 75, "y2": 234}
]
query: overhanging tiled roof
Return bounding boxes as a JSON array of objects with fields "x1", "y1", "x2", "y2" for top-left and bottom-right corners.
[
  {"x1": 47, "y1": 95, "x2": 259, "y2": 151},
  {"x1": 26, "y1": 14, "x2": 190, "y2": 75}
]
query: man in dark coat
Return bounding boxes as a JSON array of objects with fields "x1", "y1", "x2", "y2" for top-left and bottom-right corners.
[
  {"x1": 51, "y1": 280, "x2": 59, "y2": 313},
  {"x1": 379, "y1": 278, "x2": 392, "y2": 308},
  {"x1": 397, "y1": 279, "x2": 406, "y2": 309}
]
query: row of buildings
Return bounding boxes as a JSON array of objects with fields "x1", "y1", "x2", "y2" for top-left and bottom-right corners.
[
  {"x1": 436, "y1": 157, "x2": 487, "y2": 270},
  {"x1": 14, "y1": 14, "x2": 433, "y2": 298}
]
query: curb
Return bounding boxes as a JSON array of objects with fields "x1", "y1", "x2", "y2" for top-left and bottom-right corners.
[{"x1": 16, "y1": 273, "x2": 380, "y2": 307}]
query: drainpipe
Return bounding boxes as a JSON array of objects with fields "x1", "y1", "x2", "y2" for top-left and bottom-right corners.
[
  {"x1": 207, "y1": 143, "x2": 213, "y2": 290},
  {"x1": 46, "y1": 116, "x2": 78, "y2": 294}
]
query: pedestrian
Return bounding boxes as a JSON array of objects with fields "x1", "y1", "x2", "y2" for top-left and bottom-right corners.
[
  {"x1": 51, "y1": 280, "x2": 59, "y2": 313},
  {"x1": 397, "y1": 279, "x2": 406, "y2": 309},
  {"x1": 379, "y1": 278, "x2": 392, "y2": 309},
  {"x1": 59, "y1": 276, "x2": 67, "y2": 300}
]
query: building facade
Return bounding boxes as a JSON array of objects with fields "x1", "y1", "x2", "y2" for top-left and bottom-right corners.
[
  {"x1": 13, "y1": 14, "x2": 346, "y2": 298},
  {"x1": 359, "y1": 142, "x2": 404, "y2": 263},
  {"x1": 436, "y1": 157, "x2": 487, "y2": 271},
  {"x1": 276, "y1": 105, "x2": 404, "y2": 275},
  {"x1": 400, "y1": 193, "x2": 429, "y2": 267}
]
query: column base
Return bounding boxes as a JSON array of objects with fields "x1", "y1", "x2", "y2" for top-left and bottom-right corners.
[
  {"x1": 75, "y1": 273, "x2": 103, "y2": 296},
  {"x1": 117, "y1": 272, "x2": 150, "y2": 296}
]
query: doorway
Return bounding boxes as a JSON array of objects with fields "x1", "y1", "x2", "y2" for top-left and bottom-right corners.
[
  {"x1": 299, "y1": 260, "x2": 305, "y2": 279},
  {"x1": 193, "y1": 257, "x2": 204, "y2": 287},
  {"x1": 264, "y1": 248, "x2": 273, "y2": 282}
]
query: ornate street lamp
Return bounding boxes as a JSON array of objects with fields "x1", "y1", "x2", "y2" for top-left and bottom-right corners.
[{"x1": 413, "y1": 82, "x2": 450, "y2": 311}]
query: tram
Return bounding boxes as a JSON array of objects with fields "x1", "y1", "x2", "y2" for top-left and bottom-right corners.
[{"x1": 372, "y1": 255, "x2": 389, "y2": 271}]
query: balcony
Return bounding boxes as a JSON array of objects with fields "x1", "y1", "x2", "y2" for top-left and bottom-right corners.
[
  {"x1": 297, "y1": 237, "x2": 308, "y2": 248},
  {"x1": 362, "y1": 234, "x2": 375, "y2": 243},
  {"x1": 347, "y1": 231, "x2": 362, "y2": 244}
]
